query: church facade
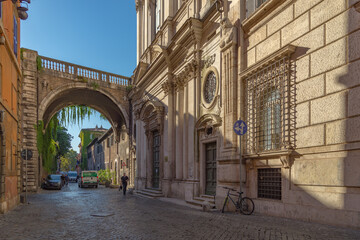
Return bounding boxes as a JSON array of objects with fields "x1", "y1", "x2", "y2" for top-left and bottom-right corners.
[{"x1": 131, "y1": 0, "x2": 360, "y2": 228}]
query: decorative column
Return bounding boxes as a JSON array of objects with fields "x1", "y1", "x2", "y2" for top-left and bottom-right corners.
[
  {"x1": 135, "y1": 0, "x2": 143, "y2": 62},
  {"x1": 175, "y1": 77, "x2": 185, "y2": 180},
  {"x1": 161, "y1": 76, "x2": 174, "y2": 180},
  {"x1": 183, "y1": 83, "x2": 188, "y2": 180},
  {"x1": 220, "y1": 17, "x2": 238, "y2": 149}
]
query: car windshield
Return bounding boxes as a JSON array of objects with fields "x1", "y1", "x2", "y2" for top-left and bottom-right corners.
[
  {"x1": 69, "y1": 172, "x2": 77, "y2": 177},
  {"x1": 48, "y1": 175, "x2": 61, "y2": 180}
]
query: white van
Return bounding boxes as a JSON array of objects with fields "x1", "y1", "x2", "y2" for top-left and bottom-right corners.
[{"x1": 78, "y1": 171, "x2": 98, "y2": 188}]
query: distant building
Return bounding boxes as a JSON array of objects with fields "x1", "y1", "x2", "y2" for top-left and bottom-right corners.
[
  {"x1": 86, "y1": 127, "x2": 133, "y2": 186},
  {"x1": 87, "y1": 137, "x2": 104, "y2": 171},
  {"x1": 78, "y1": 126, "x2": 107, "y2": 170}
]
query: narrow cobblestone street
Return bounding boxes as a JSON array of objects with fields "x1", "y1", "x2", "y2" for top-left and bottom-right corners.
[{"x1": 0, "y1": 184, "x2": 359, "y2": 240}]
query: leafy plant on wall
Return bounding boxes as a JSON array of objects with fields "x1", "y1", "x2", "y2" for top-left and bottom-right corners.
[{"x1": 36, "y1": 105, "x2": 105, "y2": 174}]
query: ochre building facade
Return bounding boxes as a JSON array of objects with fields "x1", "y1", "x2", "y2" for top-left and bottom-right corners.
[
  {"x1": 0, "y1": 1, "x2": 22, "y2": 213},
  {"x1": 131, "y1": 0, "x2": 360, "y2": 228}
]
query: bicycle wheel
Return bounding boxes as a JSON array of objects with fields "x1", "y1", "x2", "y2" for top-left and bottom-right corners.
[
  {"x1": 239, "y1": 197, "x2": 254, "y2": 215},
  {"x1": 221, "y1": 197, "x2": 228, "y2": 213}
]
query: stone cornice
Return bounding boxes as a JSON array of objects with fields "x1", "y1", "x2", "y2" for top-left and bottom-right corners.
[{"x1": 239, "y1": 44, "x2": 296, "y2": 79}]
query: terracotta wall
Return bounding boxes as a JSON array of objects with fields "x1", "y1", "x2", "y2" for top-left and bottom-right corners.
[{"x1": 0, "y1": 1, "x2": 21, "y2": 213}]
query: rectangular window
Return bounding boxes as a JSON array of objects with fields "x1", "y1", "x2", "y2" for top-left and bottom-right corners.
[
  {"x1": 245, "y1": 56, "x2": 295, "y2": 154},
  {"x1": 126, "y1": 159, "x2": 129, "y2": 168},
  {"x1": 13, "y1": 16, "x2": 18, "y2": 57},
  {"x1": 155, "y1": 0, "x2": 160, "y2": 32},
  {"x1": 0, "y1": 2, "x2": 2, "y2": 19},
  {"x1": 111, "y1": 135, "x2": 114, "y2": 146},
  {"x1": 246, "y1": 0, "x2": 268, "y2": 18},
  {"x1": 121, "y1": 160, "x2": 123, "y2": 169},
  {"x1": 258, "y1": 168, "x2": 281, "y2": 200}
]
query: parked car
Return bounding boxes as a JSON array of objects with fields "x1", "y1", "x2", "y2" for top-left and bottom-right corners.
[
  {"x1": 78, "y1": 171, "x2": 98, "y2": 188},
  {"x1": 67, "y1": 171, "x2": 78, "y2": 182},
  {"x1": 42, "y1": 174, "x2": 62, "y2": 190}
]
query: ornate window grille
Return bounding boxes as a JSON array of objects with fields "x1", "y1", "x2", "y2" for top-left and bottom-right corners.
[{"x1": 245, "y1": 56, "x2": 295, "y2": 154}]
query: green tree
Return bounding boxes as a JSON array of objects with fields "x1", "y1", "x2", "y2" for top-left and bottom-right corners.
[
  {"x1": 64, "y1": 150, "x2": 78, "y2": 171},
  {"x1": 56, "y1": 127, "x2": 73, "y2": 156},
  {"x1": 60, "y1": 156, "x2": 70, "y2": 172}
]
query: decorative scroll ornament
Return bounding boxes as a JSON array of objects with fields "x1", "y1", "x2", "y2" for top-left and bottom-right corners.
[
  {"x1": 202, "y1": 54, "x2": 216, "y2": 69},
  {"x1": 280, "y1": 155, "x2": 294, "y2": 169},
  {"x1": 220, "y1": 18, "x2": 237, "y2": 49}
]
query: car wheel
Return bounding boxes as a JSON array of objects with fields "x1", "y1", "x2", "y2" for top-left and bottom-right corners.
[{"x1": 95, "y1": 185, "x2": 98, "y2": 188}]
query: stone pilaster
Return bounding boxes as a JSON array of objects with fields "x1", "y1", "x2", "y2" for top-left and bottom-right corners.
[
  {"x1": 21, "y1": 49, "x2": 40, "y2": 192},
  {"x1": 220, "y1": 17, "x2": 238, "y2": 149}
]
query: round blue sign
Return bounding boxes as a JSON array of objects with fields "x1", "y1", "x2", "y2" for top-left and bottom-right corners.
[{"x1": 233, "y1": 120, "x2": 247, "y2": 136}]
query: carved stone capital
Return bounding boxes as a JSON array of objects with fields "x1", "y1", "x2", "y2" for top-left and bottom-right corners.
[
  {"x1": 134, "y1": 109, "x2": 141, "y2": 120},
  {"x1": 174, "y1": 77, "x2": 186, "y2": 91},
  {"x1": 135, "y1": 0, "x2": 143, "y2": 12},
  {"x1": 161, "y1": 80, "x2": 174, "y2": 95},
  {"x1": 280, "y1": 155, "x2": 294, "y2": 169}
]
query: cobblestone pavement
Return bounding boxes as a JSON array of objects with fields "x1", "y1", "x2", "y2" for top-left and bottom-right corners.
[{"x1": 0, "y1": 183, "x2": 359, "y2": 240}]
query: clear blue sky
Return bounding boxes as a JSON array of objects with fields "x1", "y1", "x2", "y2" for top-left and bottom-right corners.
[{"x1": 21, "y1": 1, "x2": 137, "y2": 152}]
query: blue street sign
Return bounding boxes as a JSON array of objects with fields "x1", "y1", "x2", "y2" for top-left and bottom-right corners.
[{"x1": 233, "y1": 120, "x2": 247, "y2": 136}]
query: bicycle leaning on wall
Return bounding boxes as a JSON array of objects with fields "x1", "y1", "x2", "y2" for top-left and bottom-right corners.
[{"x1": 221, "y1": 187, "x2": 255, "y2": 215}]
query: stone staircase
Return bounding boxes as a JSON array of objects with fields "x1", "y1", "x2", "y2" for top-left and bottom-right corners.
[
  {"x1": 186, "y1": 195, "x2": 217, "y2": 210},
  {"x1": 135, "y1": 188, "x2": 164, "y2": 198}
]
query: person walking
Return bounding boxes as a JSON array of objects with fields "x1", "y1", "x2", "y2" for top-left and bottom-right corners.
[{"x1": 120, "y1": 173, "x2": 129, "y2": 195}]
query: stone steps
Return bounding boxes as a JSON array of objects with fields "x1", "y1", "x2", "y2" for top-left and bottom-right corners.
[
  {"x1": 186, "y1": 195, "x2": 217, "y2": 209},
  {"x1": 135, "y1": 188, "x2": 164, "y2": 198}
]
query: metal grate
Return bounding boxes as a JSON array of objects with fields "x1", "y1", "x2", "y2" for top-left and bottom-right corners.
[
  {"x1": 245, "y1": 56, "x2": 296, "y2": 154},
  {"x1": 258, "y1": 168, "x2": 281, "y2": 200}
]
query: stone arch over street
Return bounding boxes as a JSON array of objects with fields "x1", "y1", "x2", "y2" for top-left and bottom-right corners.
[
  {"x1": 38, "y1": 84, "x2": 129, "y2": 131},
  {"x1": 21, "y1": 49, "x2": 131, "y2": 191}
]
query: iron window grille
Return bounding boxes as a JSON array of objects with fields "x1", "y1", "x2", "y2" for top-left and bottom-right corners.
[
  {"x1": 258, "y1": 168, "x2": 281, "y2": 200},
  {"x1": 245, "y1": 56, "x2": 295, "y2": 154}
]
